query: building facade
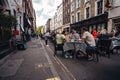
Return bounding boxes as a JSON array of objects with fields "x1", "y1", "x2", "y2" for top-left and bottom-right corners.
[
  {"x1": 63, "y1": 0, "x2": 71, "y2": 32},
  {"x1": 70, "y1": 0, "x2": 108, "y2": 35},
  {"x1": 50, "y1": 17, "x2": 55, "y2": 31},
  {"x1": 56, "y1": 3, "x2": 63, "y2": 32},
  {"x1": 46, "y1": 19, "x2": 51, "y2": 32},
  {"x1": 0, "y1": 0, "x2": 36, "y2": 54},
  {"x1": 107, "y1": 0, "x2": 120, "y2": 34}
]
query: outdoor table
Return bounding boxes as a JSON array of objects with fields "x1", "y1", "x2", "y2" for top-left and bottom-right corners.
[{"x1": 63, "y1": 41, "x2": 87, "y2": 59}]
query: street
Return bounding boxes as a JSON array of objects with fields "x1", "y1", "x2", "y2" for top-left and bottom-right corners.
[{"x1": 0, "y1": 38, "x2": 120, "y2": 80}]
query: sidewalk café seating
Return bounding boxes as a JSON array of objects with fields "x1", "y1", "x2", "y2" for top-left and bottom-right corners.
[
  {"x1": 97, "y1": 39, "x2": 112, "y2": 58},
  {"x1": 63, "y1": 41, "x2": 86, "y2": 59}
]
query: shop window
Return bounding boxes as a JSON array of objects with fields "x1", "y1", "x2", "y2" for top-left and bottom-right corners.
[
  {"x1": 89, "y1": 26, "x2": 92, "y2": 33},
  {"x1": 97, "y1": 25, "x2": 101, "y2": 32}
]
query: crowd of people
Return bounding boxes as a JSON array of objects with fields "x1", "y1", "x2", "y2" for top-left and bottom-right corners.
[{"x1": 42, "y1": 28, "x2": 119, "y2": 61}]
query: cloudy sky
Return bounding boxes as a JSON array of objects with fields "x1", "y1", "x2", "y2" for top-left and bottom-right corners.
[{"x1": 32, "y1": 0, "x2": 62, "y2": 27}]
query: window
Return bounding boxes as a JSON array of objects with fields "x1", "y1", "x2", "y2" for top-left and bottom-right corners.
[
  {"x1": 72, "y1": 16, "x2": 74, "y2": 23},
  {"x1": 77, "y1": 12, "x2": 80, "y2": 21},
  {"x1": 71, "y1": 2, "x2": 75, "y2": 12},
  {"x1": 97, "y1": 0, "x2": 103, "y2": 15},
  {"x1": 76, "y1": 0, "x2": 81, "y2": 8},
  {"x1": 86, "y1": 7, "x2": 89, "y2": 18}
]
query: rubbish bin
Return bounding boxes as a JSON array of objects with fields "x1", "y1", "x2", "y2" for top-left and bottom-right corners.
[{"x1": 16, "y1": 41, "x2": 27, "y2": 50}]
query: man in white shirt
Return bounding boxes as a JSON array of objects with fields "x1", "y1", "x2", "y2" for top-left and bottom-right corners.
[
  {"x1": 82, "y1": 28, "x2": 96, "y2": 47},
  {"x1": 81, "y1": 28, "x2": 96, "y2": 61}
]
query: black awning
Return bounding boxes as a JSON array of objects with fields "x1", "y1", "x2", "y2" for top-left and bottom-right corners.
[{"x1": 70, "y1": 13, "x2": 108, "y2": 29}]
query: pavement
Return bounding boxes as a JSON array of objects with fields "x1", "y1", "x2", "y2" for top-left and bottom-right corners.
[{"x1": 0, "y1": 38, "x2": 61, "y2": 80}]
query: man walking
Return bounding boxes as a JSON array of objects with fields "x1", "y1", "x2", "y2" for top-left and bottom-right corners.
[{"x1": 44, "y1": 32, "x2": 50, "y2": 46}]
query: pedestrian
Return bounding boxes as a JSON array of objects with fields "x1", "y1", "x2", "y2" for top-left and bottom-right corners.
[
  {"x1": 28, "y1": 28, "x2": 32, "y2": 41},
  {"x1": 44, "y1": 32, "x2": 50, "y2": 46}
]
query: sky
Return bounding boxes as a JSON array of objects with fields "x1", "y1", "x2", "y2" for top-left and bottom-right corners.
[{"x1": 32, "y1": 0, "x2": 62, "y2": 27}]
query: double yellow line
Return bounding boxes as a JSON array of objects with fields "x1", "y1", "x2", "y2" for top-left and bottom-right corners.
[{"x1": 47, "y1": 46, "x2": 76, "y2": 80}]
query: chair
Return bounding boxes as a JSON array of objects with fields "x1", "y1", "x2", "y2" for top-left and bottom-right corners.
[
  {"x1": 112, "y1": 46, "x2": 120, "y2": 54},
  {"x1": 97, "y1": 39, "x2": 112, "y2": 58},
  {"x1": 86, "y1": 46, "x2": 99, "y2": 61}
]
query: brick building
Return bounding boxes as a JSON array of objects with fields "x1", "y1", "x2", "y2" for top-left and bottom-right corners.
[
  {"x1": 70, "y1": 0, "x2": 108, "y2": 34},
  {"x1": 63, "y1": 0, "x2": 71, "y2": 32}
]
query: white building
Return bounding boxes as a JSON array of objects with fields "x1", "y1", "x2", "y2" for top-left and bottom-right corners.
[
  {"x1": 8, "y1": 0, "x2": 24, "y2": 41},
  {"x1": 56, "y1": 3, "x2": 63, "y2": 31},
  {"x1": 107, "y1": 0, "x2": 120, "y2": 33},
  {"x1": 50, "y1": 17, "x2": 55, "y2": 31},
  {"x1": 54, "y1": 12, "x2": 57, "y2": 30}
]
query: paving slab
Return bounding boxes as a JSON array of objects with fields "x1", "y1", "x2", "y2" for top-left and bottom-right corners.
[{"x1": 0, "y1": 59, "x2": 23, "y2": 77}]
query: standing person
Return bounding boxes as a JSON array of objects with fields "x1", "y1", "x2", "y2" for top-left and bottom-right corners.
[
  {"x1": 81, "y1": 28, "x2": 96, "y2": 61},
  {"x1": 56, "y1": 31, "x2": 65, "y2": 45},
  {"x1": 99, "y1": 28, "x2": 109, "y2": 40},
  {"x1": 55, "y1": 31, "x2": 65, "y2": 56},
  {"x1": 44, "y1": 32, "x2": 50, "y2": 46},
  {"x1": 28, "y1": 28, "x2": 31, "y2": 41},
  {"x1": 92, "y1": 28, "x2": 97, "y2": 39}
]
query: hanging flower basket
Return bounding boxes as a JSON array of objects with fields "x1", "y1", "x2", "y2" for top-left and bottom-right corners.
[{"x1": 0, "y1": 13, "x2": 17, "y2": 27}]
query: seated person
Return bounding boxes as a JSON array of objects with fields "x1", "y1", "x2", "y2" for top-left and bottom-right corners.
[
  {"x1": 81, "y1": 28, "x2": 96, "y2": 61},
  {"x1": 62, "y1": 31, "x2": 70, "y2": 42},
  {"x1": 69, "y1": 29, "x2": 80, "y2": 41}
]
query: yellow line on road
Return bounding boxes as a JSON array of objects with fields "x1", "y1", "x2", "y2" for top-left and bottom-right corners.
[{"x1": 47, "y1": 47, "x2": 76, "y2": 80}]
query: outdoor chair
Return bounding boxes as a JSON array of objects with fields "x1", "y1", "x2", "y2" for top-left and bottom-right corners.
[
  {"x1": 97, "y1": 39, "x2": 112, "y2": 58},
  {"x1": 86, "y1": 46, "x2": 99, "y2": 62},
  {"x1": 112, "y1": 46, "x2": 120, "y2": 54}
]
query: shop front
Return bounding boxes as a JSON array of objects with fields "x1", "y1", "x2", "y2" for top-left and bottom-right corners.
[
  {"x1": 70, "y1": 13, "x2": 108, "y2": 35},
  {"x1": 113, "y1": 17, "x2": 120, "y2": 35}
]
